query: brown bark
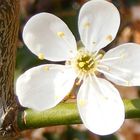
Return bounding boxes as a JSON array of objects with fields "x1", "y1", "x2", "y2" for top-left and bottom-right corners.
[{"x1": 0, "y1": 0, "x2": 20, "y2": 138}]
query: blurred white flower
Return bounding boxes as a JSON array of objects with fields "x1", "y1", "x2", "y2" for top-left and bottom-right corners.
[
  {"x1": 16, "y1": 0, "x2": 140, "y2": 135},
  {"x1": 131, "y1": 5, "x2": 140, "y2": 21}
]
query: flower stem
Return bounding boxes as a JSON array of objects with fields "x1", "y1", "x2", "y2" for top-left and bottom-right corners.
[
  {"x1": 18, "y1": 102, "x2": 81, "y2": 130},
  {"x1": 18, "y1": 99, "x2": 140, "y2": 130}
]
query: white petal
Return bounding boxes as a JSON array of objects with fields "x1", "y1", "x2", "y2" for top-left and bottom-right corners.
[
  {"x1": 16, "y1": 64, "x2": 76, "y2": 111},
  {"x1": 102, "y1": 43, "x2": 140, "y2": 86},
  {"x1": 23, "y1": 13, "x2": 77, "y2": 61},
  {"x1": 78, "y1": 0, "x2": 120, "y2": 52},
  {"x1": 77, "y1": 77, "x2": 124, "y2": 135}
]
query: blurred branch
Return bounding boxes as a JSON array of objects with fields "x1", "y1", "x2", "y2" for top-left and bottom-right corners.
[
  {"x1": 55, "y1": 10, "x2": 76, "y2": 17},
  {"x1": 18, "y1": 99, "x2": 140, "y2": 130},
  {"x1": 124, "y1": 99, "x2": 140, "y2": 118}
]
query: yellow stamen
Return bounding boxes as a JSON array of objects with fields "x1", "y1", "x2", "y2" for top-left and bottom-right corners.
[
  {"x1": 79, "y1": 62, "x2": 85, "y2": 68},
  {"x1": 84, "y1": 22, "x2": 90, "y2": 28},
  {"x1": 57, "y1": 32, "x2": 65, "y2": 38},
  {"x1": 106, "y1": 35, "x2": 113, "y2": 41},
  {"x1": 38, "y1": 53, "x2": 45, "y2": 60},
  {"x1": 44, "y1": 66, "x2": 49, "y2": 71}
]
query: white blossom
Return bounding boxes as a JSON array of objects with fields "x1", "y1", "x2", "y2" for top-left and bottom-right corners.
[{"x1": 16, "y1": 0, "x2": 140, "y2": 135}]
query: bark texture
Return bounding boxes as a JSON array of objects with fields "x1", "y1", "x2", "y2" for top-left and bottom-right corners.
[{"x1": 0, "y1": 0, "x2": 20, "y2": 138}]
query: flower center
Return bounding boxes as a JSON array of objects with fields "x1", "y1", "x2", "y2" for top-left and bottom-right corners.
[
  {"x1": 77, "y1": 53, "x2": 95, "y2": 72},
  {"x1": 71, "y1": 49, "x2": 103, "y2": 78}
]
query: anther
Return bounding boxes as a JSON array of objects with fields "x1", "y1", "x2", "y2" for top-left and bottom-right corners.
[
  {"x1": 38, "y1": 53, "x2": 45, "y2": 60},
  {"x1": 83, "y1": 22, "x2": 90, "y2": 28},
  {"x1": 57, "y1": 32, "x2": 65, "y2": 38},
  {"x1": 106, "y1": 35, "x2": 113, "y2": 41},
  {"x1": 79, "y1": 62, "x2": 85, "y2": 68},
  {"x1": 44, "y1": 66, "x2": 49, "y2": 71},
  {"x1": 76, "y1": 80, "x2": 81, "y2": 86}
]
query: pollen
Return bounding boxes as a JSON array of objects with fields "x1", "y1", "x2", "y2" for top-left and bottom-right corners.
[
  {"x1": 83, "y1": 22, "x2": 90, "y2": 28},
  {"x1": 44, "y1": 66, "x2": 49, "y2": 71},
  {"x1": 106, "y1": 35, "x2": 113, "y2": 41},
  {"x1": 38, "y1": 53, "x2": 45, "y2": 60},
  {"x1": 78, "y1": 99, "x2": 86, "y2": 107},
  {"x1": 79, "y1": 62, "x2": 85, "y2": 68},
  {"x1": 57, "y1": 32, "x2": 65, "y2": 38}
]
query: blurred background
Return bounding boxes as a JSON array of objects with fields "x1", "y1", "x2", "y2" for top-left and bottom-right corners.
[{"x1": 17, "y1": 0, "x2": 140, "y2": 139}]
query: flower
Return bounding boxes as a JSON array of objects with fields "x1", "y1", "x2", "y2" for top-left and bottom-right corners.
[{"x1": 16, "y1": 0, "x2": 140, "y2": 135}]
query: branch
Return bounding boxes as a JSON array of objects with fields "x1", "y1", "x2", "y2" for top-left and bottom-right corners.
[
  {"x1": 0, "y1": 0, "x2": 20, "y2": 137},
  {"x1": 17, "y1": 99, "x2": 140, "y2": 130}
]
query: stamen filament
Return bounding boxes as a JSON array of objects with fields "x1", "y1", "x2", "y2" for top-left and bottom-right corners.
[
  {"x1": 93, "y1": 74, "x2": 106, "y2": 96},
  {"x1": 88, "y1": 61, "x2": 94, "y2": 68},
  {"x1": 100, "y1": 56, "x2": 122, "y2": 62},
  {"x1": 110, "y1": 65, "x2": 130, "y2": 73},
  {"x1": 76, "y1": 73, "x2": 85, "y2": 86},
  {"x1": 63, "y1": 38, "x2": 73, "y2": 49},
  {"x1": 89, "y1": 74, "x2": 108, "y2": 101},
  {"x1": 95, "y1": 54, "x2": 103, "y2": 60},
  {"x1": 59, "y1": 35, "x2": 75, "y2": 56},
  {"x1": 98, "y1": 63, "x2": 130, "y2": 73},
  {"x1": 85, "y1": 28, "x2": 89, "y2": 46},
  {"x1": 94, "y1": 49, "x2": 100, "y2": 57},
  {"x1": 97, "y1": 64, "x2": 110, "y2": 71},
  {"x1": 83, "y1": 22, "x2": 90, "y2": 46},
  {"x1": 86, "y1": 57, "x2": 93, "y2": 63},
  {"x1": 97, "y1": 68, "x2": 128, "y2": 84}
]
